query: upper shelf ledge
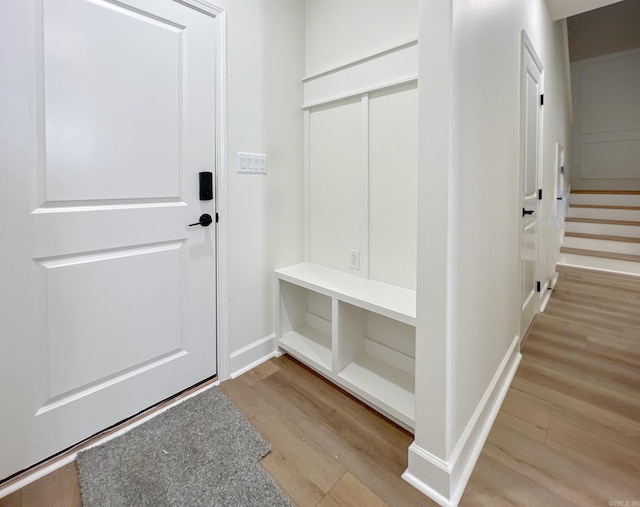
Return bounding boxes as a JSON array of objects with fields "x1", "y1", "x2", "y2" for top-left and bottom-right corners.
[
  {"x1": 302, "y1": 39, "x2": 419, "y2": 109},
  {"x1": 302, "y1": 39, "x2": 419, "y2": 83}
]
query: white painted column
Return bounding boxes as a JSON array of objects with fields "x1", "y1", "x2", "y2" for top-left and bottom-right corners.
[{"x1": 402, "y1": 0, "x2": 455, "y2": 504}]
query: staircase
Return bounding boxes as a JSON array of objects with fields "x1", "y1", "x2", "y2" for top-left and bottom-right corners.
[{"x1": 559, "y1": 190, "x2": 640, "y2": 276}]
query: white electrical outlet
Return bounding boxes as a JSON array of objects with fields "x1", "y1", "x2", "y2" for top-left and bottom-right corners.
[
  {"x1": 349, "y1": 249, "x2": 360, "y2": 270},
  {"x1": 238, "y1": 152, "x2": 267, "y2": 174}
]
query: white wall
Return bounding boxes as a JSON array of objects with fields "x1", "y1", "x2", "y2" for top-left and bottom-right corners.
[
  {"x1": 305, "y1": 0, "x2": 418, "y2": 76},
  {"x1": 219, "y1": 0, "x2": 571, "y2": 502},
  {"x1": 219, "y1": 0, "x2": 571, "y2": 501},
  {"x1": 542, "y1": 21, "x2": 573, "y2": 281},
  {"x1": 368, "y1": 84, "x2": 418, "y2": 290},
  {"x1": 449, "y1": 0, "x2": 571, "y2": 451},
  {"x1": 304, "y1": 0, "x2": 419, "y2": 290},
  {"x1": 215, "y1": 0, "x2": 305, "y2": 376},
  {"x1": 408, "y1": 0, "x2": 571, "y2": 503},
  {"x1": 306, "y1": 83, "x2": 418, "y2": 289},
  {"x1": 308, "y1": 98, "x2": 366, "y2": 274},
  {"x1": 224, "y1": 0, "x2": 418, "y2": 374},
  {"x1": 570, "y1": 48, "x2": 640, "y2": 190}
]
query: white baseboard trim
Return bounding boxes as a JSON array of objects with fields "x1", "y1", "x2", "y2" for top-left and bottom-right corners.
[
  {"x1": 403, "y1": 334, "x2": 522, "y2": 506},
  {"x1": 229, "y1": 333, "x2": 278, "y2": 379},
  {"x1": 403, "y1": 468, "x2": 454, "y2": 507}
]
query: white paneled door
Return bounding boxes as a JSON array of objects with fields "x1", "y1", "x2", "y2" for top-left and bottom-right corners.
[
  {"x1": 0, "y1": 0, "x2": 217, "y2": 479},
  {"x1": 520, "y1": 36, "x2": 543, "y2": 338}
]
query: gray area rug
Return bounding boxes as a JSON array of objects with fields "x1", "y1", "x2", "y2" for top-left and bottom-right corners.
[{"x1": 77, "y1": 387, "x2": 292, "y2": 507}]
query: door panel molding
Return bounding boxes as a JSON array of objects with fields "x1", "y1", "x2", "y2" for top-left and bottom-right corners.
[
  {"x1": 519, "y1": 30, "x2": 544, "y2": 338},
  {"x1": 0, "y1": 0, "x2": 228, "y2": 480}
]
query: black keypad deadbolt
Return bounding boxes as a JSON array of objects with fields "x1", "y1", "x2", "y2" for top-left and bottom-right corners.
[{"x1": 199, "y1": 171, "x2": 213, "y2": 200}]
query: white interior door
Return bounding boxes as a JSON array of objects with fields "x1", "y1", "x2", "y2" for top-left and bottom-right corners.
[
  {"x1": 520, "y1": 37, "x2": 543, "y2": 338},
  {"x1": 0, "y1": 0, "x2": 217, "y2": 480}
]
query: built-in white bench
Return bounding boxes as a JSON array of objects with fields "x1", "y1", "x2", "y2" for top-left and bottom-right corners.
[{"x1": 275, "y1": 263, "x2": 416, "y2": 430}]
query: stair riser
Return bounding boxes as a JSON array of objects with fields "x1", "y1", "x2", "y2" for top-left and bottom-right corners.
[
  {"x1": 565, "y1": 222, "x2": 640, "y2": 238},
  {"x1": 567, "y1": 208, "x2": 640, "y2": 221},
  {"x1": 558, "y1": 253, "x2": 640, "y2": 276},
  {"x1": 570, "y1": 194, "x2": 640, "y2": 207},
  {"x1": 563, "y1": 236, "x2": 640, "y2": 255}
]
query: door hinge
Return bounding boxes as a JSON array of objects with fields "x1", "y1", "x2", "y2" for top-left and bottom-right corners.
[
  {"x1": 538, "y1": 189, "x2": 543, "y2": 200},
  {"x1": 536, "y1": 281, "x2": 541, "y2": 292},
  {"x1": 540, "y1": 94, "x2": 544, "y2": 106},
  {"x1": 215, "y1": 212, "x2": 219, "y2": 223},
  {"x1": 560, "y1": 166, "x2": 564, "y2": 174}
]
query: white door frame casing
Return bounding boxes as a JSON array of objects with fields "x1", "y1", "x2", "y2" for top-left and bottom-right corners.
[
  {"x1": 175, "y1": 0, "x2": 230, "y2": 381},
  {"x1": 518, "y1": 30, "x2": 544, "y2": 340}
]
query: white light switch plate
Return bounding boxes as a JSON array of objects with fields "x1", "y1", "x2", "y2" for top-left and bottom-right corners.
[{"x1": 238, "y1": 152, "x2": 267, "y2": 174}]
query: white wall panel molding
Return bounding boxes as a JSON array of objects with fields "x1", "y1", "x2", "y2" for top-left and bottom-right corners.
[
  {"x1": 571, "y1": 48, "x2": 640, "y2": 189},
  {"x1": 303, "y1": 40, "x2": 418, "y2": 109},
  {"x1": 579, "y1": 138, "x2": 640, "y2": 180},
  {"x1": 303, "y1": 108, "x2": 311, "y2": 263},
  {"x1": 307, "y1": 97, "x2": 365, "y2": 275},
  {"x1": 579, "y1": 128, "x2": 640, "y2": 143},
  {"x1": 360, "y1": 94, "x2": 370, "y2": 279},
  {"x1": 368, "y1": 84, "x2": 418, "y2": 290},
  {"x1": 303, "y1": 39, "x2": 418, "y2": 82},
  {"x1": 305, "y1": 84, "x2": 418, "y2": 286}
]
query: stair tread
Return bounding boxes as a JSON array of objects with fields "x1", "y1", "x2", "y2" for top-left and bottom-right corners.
[
  {"x1": 569, "y1": 204, "x2": 640, "y2": 210},
  {"x1": 560, "y1": 247, "x2": 640, "y2": 262},
  {"x1": 571, "y1": 190, "x2": 640, "y2": 195},
  {"x1": 565, "y1": 232, "x2": 640, "y2": 243},
  {"x1": 566, "y1": 217, "x2": 640, "y2": 226}
]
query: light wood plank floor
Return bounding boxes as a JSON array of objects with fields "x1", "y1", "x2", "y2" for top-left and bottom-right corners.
[
  {"x1": 462, "y1": 265, "x2": 640, "y2": 506},
  {"x1": 2, "y1": 265, "x2": 639, "y2": 506}
]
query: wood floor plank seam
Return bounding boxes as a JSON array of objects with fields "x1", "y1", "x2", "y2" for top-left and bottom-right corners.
[
  {"x1": 516, "y1": 359, "x2": 640, "y2": 419},
  {"x1": 526, "y1": 331, "x2": 640, "y2": 371},
  {"x1": 549, "y1": 292, "x2": 640, "y2": 317}
]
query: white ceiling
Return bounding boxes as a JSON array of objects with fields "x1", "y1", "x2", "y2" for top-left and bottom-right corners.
[{"x1": 546, "y1": 0, "x2": 625, "y2": 20}]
